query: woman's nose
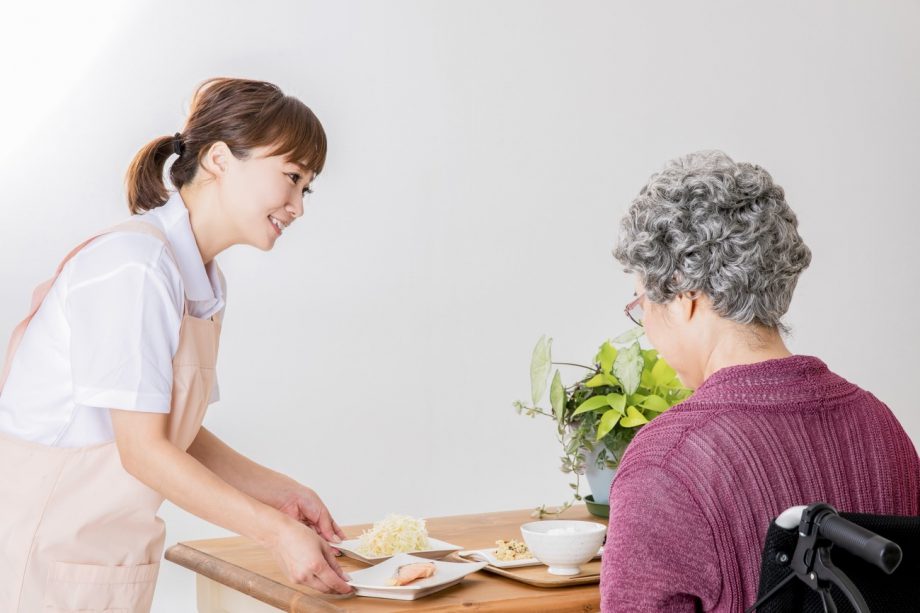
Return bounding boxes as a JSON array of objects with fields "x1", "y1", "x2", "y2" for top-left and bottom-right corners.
[{"x1": 287, "y1": 193, "x2": 305, "y2": 218}]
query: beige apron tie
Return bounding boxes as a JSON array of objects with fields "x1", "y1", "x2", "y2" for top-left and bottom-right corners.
[{"x1": 0, "y1": 219, "x2": 222, "y2": 613}]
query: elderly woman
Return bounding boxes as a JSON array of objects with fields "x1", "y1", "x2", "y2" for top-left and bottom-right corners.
[{"x1": 599, "y1": 151, "x2": 919, "y2": 612}]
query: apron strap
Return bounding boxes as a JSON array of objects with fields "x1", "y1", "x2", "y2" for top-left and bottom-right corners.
[{"x1": 0, "y1": 218, "x2": 187, "y2": 393}]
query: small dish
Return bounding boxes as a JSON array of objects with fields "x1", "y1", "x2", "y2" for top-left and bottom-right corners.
[
  {"x1": 457, "y1": 548, "x2": 542, "y2": 569},
  {"x1": 333, "y1": 537, "x2": 463, "y2": 564},
  {"x1": 459, "y1": 545, "x2": 604, "y2": 569},
  {"x1": 347, "y1": 553, "x2": 487, "y2": 600}
]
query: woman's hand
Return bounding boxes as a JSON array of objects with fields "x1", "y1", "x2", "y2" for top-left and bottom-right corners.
[
  {"x1": 275, "y1": 485, "x2": 347, "y2": 545},
  {"x1": 270, "y1": 519, "x2": 353, "y2": 594}
]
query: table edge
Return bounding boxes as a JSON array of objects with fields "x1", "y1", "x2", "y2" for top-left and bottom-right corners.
[{"x1": 165, "y1": 543, "x2": 346, "y2": 613}]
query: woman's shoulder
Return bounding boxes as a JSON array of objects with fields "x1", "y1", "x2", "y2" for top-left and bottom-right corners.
[
  {"x1": 60, "y1": 222, "x2": 184, "y2": 313},
  {"x1": 620, "y1": 403, "x2": 704, "y2": 463},
  {"x1": 616, "y1": 397, "x2": 765, "y2": 480},
  {"x1": 67, "y1": 220, "x2": 177, "y2": 275}
]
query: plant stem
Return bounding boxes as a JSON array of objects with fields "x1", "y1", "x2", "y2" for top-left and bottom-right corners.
[{"x1": 552, "y1": 362, "x2": 599, "y2": 371}]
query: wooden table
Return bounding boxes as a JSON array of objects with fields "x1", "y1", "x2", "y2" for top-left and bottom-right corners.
[{"x1": 165, "y1": 507, "x2": 606, "y2": 612}]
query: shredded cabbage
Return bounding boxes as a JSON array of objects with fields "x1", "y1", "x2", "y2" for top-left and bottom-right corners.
[{"x1": 356, "y1": 514, "x2": 430, "y2": 557}]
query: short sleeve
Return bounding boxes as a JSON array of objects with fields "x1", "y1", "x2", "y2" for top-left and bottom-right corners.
[
  {"x1": 65, "y1": 234, "x2": 183, "y2": 413},
  {"x1": 601, "y1": 463, "x2": 721, "y2": 612}
]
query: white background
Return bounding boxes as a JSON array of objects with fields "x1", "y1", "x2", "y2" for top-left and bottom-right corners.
[{"x1": 1, "y1": 1, "x2": 918, "y2": 610}]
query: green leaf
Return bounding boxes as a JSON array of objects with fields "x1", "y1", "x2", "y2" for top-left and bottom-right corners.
[
  {"x1": 640, "y1": 394, "x2": 669, "y2": 412},
  {"x1": 596, "y1": 409, "x2": 622, "y2": 440},
  {"x1": 584, "y1": 373, "x2": 621, "y2": 388},
  {"x1": 595, "y1": 341, "x2": 618, "y2": 374},
  {"x1": 530, "y1": 336, "x2": 552, "y2": 405},
  {"x1": 550, "y1": 370, "x2": 565, "y2": 423},
  {"x1": 650, "y1": 358, "x2": 678, "y2": 387},
  {"x1": 605, "y1": 393, "x2": 627, "y2": 414},
  {"x1": 640, "y1": 368, "x2": 655, "y2": 390},
  {"x1": 619, "y1": 406, "x2": 649, "y2": 428},
  {"x1": 612, "y1": 341, "x2": 643, "y2": 395},
  {"x1": 572, "y1": 395, "x2": 612, "y2": 416},
  {"x1": 612, "y1": 327, "x2": 645, "y2": 345},
  {"x1": 565, "y1": 437, "x2": 581, "y2": 454},
  {"x1": 641, "y1": 349, "x2": 659, "y2": 371},
  {"x1": 627, "y1": 393, "x2": 647, "y2": 406}
]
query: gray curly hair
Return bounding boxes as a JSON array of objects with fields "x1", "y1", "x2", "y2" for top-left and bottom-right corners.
[{"x1": 613, "y1": 150, "x2": 812, "y2": 330}]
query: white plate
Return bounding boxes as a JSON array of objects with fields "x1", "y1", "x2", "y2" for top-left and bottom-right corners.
[
  {"x1": 458, "y1": 546, "x2": 604, "y2": 569},
  {"x1": 332, "y1": 537, "x2": 463, "y2": 564},
  {"x1": 347, "y1": 553, "x2": 487, "y2": 600}
]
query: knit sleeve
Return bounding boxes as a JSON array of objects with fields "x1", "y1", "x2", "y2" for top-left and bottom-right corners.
[{"x1": 600, "y1": 463, "x2": 721, "y2": 612}]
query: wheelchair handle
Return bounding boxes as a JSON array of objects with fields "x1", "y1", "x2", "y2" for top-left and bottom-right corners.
[{"x1": 818, "y1": 512, "x2": 903, "y2": 575}]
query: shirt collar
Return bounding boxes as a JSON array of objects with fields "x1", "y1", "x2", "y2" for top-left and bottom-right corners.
[{"x1": 143, "y1": 191, "x2": 222, "y2": 303}]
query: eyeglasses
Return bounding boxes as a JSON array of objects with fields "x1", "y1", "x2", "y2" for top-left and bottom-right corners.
[{"x1": 624, "y1": 292, "x2": 645, "y2": 327}]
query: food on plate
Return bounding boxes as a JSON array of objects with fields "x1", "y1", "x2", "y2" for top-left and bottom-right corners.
[
  {"x1": 356, "y1": 514, "x2": 431, "y2": 557},
  {"x1": 386, "y1": 562, "x2": 437, "y2": 586},
  {"x1": 494, "y1": 538, "x2": 532, "y2": 561}
]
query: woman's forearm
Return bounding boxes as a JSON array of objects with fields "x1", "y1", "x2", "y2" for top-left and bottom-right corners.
[
  {"x1": 142, "y1": 440, "x2": 282, "y2": 543},
  {"x1": 187, "y1": 427, "x2": 297, "y2": 508},
  {"x1": 112, "y1": 411, "x2": 292, "y2": 547}
]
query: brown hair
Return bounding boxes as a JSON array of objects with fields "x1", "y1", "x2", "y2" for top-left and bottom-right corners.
[{"x1": 125, "y1": 77, "x2": 326, "y2": 214}]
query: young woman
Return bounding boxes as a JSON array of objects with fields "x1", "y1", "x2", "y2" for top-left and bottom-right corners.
[{"x1": 0, "y1": 78, "x2": 354, "y2": 612}]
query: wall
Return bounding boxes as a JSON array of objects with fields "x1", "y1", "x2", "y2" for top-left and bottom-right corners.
[{"x1": 1, "y1": 1, "x2": 917, "y2": 609}]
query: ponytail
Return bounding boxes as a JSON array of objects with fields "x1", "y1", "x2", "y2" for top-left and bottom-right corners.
[{"x1": 124, "y1": 135, "x2": 176, "y2": 214}]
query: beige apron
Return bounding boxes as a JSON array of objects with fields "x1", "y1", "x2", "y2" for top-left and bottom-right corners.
[{"x1": 0, "y1": 220, "x2": 221, "y2": 613}]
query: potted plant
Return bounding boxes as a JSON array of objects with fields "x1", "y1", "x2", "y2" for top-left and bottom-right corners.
[{"x1": 514, "y1": 328, "x2": 692, "y2": 518}]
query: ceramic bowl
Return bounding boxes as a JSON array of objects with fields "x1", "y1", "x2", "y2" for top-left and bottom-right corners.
[{"x1": 519, "y1": 520, "x2": 606, "y2": 576}]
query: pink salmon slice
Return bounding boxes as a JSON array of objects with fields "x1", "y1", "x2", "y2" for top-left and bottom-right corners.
[{"x1": 387, "y1": 562, "x2": 437, "y2": 586}]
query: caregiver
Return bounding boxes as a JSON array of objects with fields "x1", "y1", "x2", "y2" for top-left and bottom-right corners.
[{"x1": 0, "y1": 77, "x2": 353, "y2": 612}]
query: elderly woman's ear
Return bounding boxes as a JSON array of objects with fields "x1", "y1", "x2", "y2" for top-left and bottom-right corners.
[
  {"x1": 674, "y1": 291, "x2": 702, "y2": 324},
  {"x1": 654, "y1": 290, "x2": 704, "y2": 329}
]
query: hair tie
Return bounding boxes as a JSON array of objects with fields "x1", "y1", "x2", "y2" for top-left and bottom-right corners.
[{"x1": 172, "y1": 132, "x2": 185, "y2": 157}]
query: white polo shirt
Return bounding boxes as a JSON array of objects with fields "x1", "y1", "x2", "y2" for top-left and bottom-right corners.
[{"x1": 0, "y1": 192, "x2": 225, "y2": 447}]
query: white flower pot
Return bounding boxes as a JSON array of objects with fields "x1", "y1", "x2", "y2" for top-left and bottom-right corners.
[{"x1": 585, "y1": 445, "x2": 619, "y2": 505}]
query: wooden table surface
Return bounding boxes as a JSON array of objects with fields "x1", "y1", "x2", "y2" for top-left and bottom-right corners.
[{"x1": 165, "y1": 506, "x2": 607, "y2": 612}]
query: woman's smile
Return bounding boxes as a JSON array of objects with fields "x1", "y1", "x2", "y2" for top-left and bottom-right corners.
[{"x1": 269, "y1": 215, "x2": 290, "y2": 236}]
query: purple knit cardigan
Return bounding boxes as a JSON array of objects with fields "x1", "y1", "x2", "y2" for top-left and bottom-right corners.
[{"x1": 600, "y1": 355, "x2": 919, "y2": 612}]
